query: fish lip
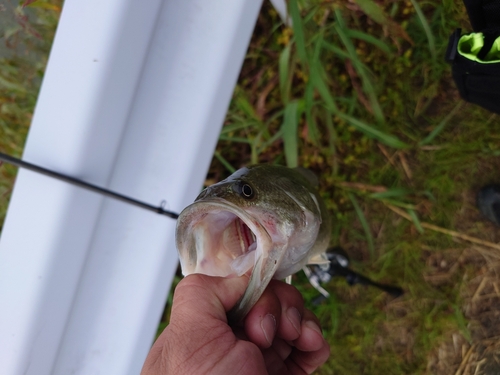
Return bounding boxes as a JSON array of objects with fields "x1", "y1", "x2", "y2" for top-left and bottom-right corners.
[{"x1": 175, "y1": 197, "x2": 273, "y2": 276}]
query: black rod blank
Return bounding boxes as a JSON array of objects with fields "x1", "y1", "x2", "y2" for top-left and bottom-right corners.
[
  {"x1": 329, "y1": 263, "x2": 404, "y2": 297},
  {"x1": 0, "y1": 152, "x2": 179, "y2": 219}
]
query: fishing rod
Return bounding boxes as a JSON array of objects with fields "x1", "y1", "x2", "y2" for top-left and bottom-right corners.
[{"x1": 0, "y1": 151, "x2": 179, "y2": 219}]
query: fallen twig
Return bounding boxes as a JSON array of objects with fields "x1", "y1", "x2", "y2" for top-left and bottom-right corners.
[
  {"x1": 337, "y1": 181, "x2": 388, "y2": 193},
  {"x1": 386, "y1": 204, "x2": 500, "y2": 251},
  {"x1": 454, "y1": 344, "x2": 475, "y2": 375}
]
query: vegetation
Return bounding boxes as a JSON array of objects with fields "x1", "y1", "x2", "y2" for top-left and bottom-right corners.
[
  {"x1": 2, "y1": 1, "x2": 500, "y2": 373},
  {"x1": 0, "y1": 0, "x2": 60, "y2": 221}
]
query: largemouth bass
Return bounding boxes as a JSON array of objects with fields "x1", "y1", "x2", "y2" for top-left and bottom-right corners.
[{"x1": 175, "y1": 164, "x2": 331, "y2": 322}]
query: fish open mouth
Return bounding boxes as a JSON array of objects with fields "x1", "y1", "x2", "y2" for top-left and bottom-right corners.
[{"x1": 175, "y1": 199, "x2": 272, "y2": 277}]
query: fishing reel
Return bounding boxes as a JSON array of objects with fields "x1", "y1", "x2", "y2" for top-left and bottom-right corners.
[{"x1": 303, "y1": 246, "x2": 404, "y2": 305}]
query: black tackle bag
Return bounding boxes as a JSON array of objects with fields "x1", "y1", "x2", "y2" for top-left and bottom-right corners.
[{"x1": 446, "y1": 0, "x2": 500, "y2": 114}]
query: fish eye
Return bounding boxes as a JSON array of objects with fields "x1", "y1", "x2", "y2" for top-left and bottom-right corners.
[
  {"x1": 241, "y1": 184, "x2": 254, "y2": 199},
  {"x1": 232, "y1": 181, "x2": 255, "y2": 199}
]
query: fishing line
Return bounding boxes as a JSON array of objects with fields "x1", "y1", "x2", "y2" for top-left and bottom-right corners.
[{"x1": 0, "y1": 151, "x2": 179, "y2": 219}]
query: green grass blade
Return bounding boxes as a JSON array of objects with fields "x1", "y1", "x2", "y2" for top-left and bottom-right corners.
[
  {"x1": 334, "y1": 9, "x2": 384, "y2": 124},
  {"x1": 336, "y1": 112, "x2": 408, "y2": 149},
  {"x1": 322, "y1": 41, "x2": 374, "y2": 75},
  {"x1": 321, "y1": 40, "x2": 351, "y2": 60},
  {"x1": 453, "y1": 305, "x2": 472, "y2": 343},
  {"x1": 310, "y1": 60, "x2": 338, "y2": 112},
  {"x1": 381, "y1": 199, "x2": 416, "y2": 210},
  {"x1": 353, "y1": 0, "x2": 389, "y2": 24},
  {"x1": 419, "y1": 102, "x2": 463, "y2": 145},
  {"x1": 281, "y1": 100, "x2": 300, "y2": 168},
  {"x1": 279, "y1": 42, "x2": 292, "y2": 104},
  {"x1": 346, "y1": 29, "x2": 393, "y2": 55},
  {"x1": 288, "y1": 0, "x2": 308, "y2": 64},
  {"x1": 369, "y1": 188, "x2": 411, "y2": 199},
  {"x1": 0, "y1": 75, "x2": 27, "y2": 93},
  {"x1": 353, "y1": 0, "x2": 412, "y2": 43},
  {"x1": 409, "y1": 0, "x2": 436, "y2": 62},
  {"x1": 220, "y1": 121, "x2": 256, "y2": 135},
  {"x1": 256, "y1": 128, "x2": 284, "y2": 155},
  {"x1": 303, "y1": 29, "x2": 326, "y2": 145},
  {"x1": 348, "y1": 192, "x2": 375, "y2": 258},
  {"x1": 312, "y1": 28, "x2": 325, "y2": 61},
  {"x1": 304, "y1": 80, "x2": 319, "y2": 144},
  {"x1": 323, "y1": 107, "x2": 339, "y2": 175},
  {"x1": 265, "y1": 108, "x2": 286, "y2": 122},
  {"x1": 407, "y1": 209, "x2": 424, "y2": 233},
  {"x1": 218, "y1": 135, "x2": 252, "y2": 144},
  {"x1": 214, "y1": 151, "x2": 236, "y2": 173},
  {"x1": 234, "y1": 91, "x2": 261, "y2": 122}
]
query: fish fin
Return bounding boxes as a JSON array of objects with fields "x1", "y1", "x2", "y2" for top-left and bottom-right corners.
[
  {"x1": 285, "y1": 275, "x2": 292, "y2": 284},
  {"x1": 293, "y1": 167, "x2": 319, "y2": 187},
  {"x1": 307, "y1": 252, "x2": 330, "y2": 265},
  {"x1": 308, "y1": 193, "x2": 322, "y2": 222}
]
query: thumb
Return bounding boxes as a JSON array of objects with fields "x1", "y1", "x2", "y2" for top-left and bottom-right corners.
[
  {"x1": 171, "y1": 274, "x2": 249, "y2": 322},
  {"x1": 141, "y1": 275, "x2": 251, "y2": 375}
]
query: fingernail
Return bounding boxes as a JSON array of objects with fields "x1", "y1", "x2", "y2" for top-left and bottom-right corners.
[
  {"x1": 261, "y1": 314, "x2": 276, "y2": 346},
  {"x1": 287, "y1": 307, "x2": 301, "y2": 335},
  {"x1": 305, "y1": 320, "x2": 323, "y2": 336}
]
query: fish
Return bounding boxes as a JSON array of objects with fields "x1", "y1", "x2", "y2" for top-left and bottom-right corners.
[{"x1": 175, "y1": 164, "x2": 331, "y2": 322}]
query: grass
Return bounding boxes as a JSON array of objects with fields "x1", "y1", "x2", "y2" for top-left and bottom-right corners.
[
  {"x1": 0, "y1": 0, "x2": 61, "y2": 227},
  {"x1": 2, "y1": 0, "x2": 500, "y2": 374}
]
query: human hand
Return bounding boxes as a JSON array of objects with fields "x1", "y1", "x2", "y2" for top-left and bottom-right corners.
[{"x1": 141, "y1": 274, "x2": 330, "y2": 375}]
